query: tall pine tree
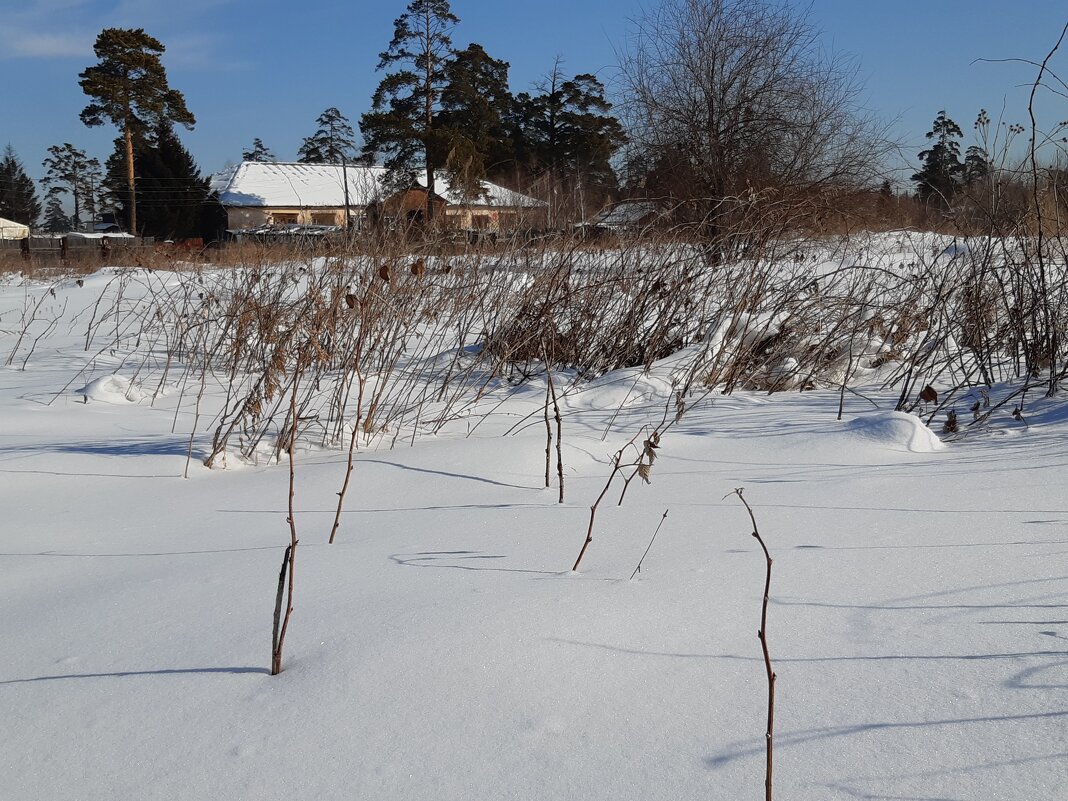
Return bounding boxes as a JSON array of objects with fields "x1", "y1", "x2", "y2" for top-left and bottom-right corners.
[
  {"x1": 42, "y1": 143, "x2": 102, "y2": 231},
  {"x1": 912, "y1": 111, "x2": 964, "y2": 207},
  {"x1": 0, "y1": 145, "x2": 42, "y2": 225},
  {"x1": 434, "y1": 43, "x2": 515, "y2": 196},
  {"x1": 79, "y1": 28, "x2": 195, "y2": 235},
  {"x1": 514, "y1": 62, "x2": 625, "y2": 191},
  {"x1": 297, "y1": 109, "x2": 356, "y2": 163},
  {"x1": 360, "y1": 0, "x2": 458, "y2": 221}
]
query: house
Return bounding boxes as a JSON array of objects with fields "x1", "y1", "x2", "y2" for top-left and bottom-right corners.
[
  {"x1": 582, "y1": 200, "x2": 669, "y2": 234},
  {"x1": 213, "y1": 161, "x2": 546, "y2": 233},
  {"x1": 0, "y1": 217, "x2": 30, "y2": 240}
]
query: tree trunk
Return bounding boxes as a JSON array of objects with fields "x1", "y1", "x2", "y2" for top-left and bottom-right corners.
[
  {"x1": 423, "y1": 8, "x2": 435, "y2": 225},
  {"x1": 72, "y1": 164, "x2": 81, "y2": 232},
  {"x1": 124, "y1": 125, "x2": 137, "y2": 236}
]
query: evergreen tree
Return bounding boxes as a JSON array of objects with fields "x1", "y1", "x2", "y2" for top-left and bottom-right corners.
[
  {"x1": 0, "y1": 145, "x2": 42, "y2": 225},
  {"x1": 79, "y1": 28, "x2": 195, "y2": 235},
  {"x1": 912, "y1": 111, "x2": 964, "y2": 206},
  {"x1": 360, "y1": 0, "x2": 459, "y2": 221},
  {"x1": 104, "y1": 122, "x2": 210, "y2": 240},
  {"x1": 435, "y1": 43, "x2": 514, "y2": 196},
  {"x1": 242, "y1": 138, "x2": 275, "y2": 162},
  {"x1": 515, "y1": 63, "x2": 625, "y2": 189},
  {"x1": 963, "y1": 145, "x2": 990, "y2": 185},
  {"x1": 297, "y1": 108, "x2": 356, "y2": 163},
  {"x1": 43, "y1": 194, "x2": 71, "y2": 233},
  {"x1": 41, "y1": 143, "x2": 102, "y2": 231}
]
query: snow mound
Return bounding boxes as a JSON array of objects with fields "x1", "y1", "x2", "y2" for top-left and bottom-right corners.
[
  {"x1": 75, "y1": 374, "x2": 146, "y2": 403},
  {"x1": 577, "y1": 369, "x2": 674, "y2": 410},
  {"x1": 844, "y1": 411, "x2": 945, "y2": 453}
]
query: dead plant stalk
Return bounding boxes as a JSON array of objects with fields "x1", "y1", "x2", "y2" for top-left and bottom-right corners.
[{"x1": 732, "y1": 487, "x2": 775, "y2": 801}]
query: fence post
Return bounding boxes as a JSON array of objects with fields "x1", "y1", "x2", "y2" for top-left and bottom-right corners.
[{"x1": 20, "y1": 238, "x2": 30, "y2": 261}]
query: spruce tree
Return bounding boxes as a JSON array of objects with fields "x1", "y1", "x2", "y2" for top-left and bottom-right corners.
[
  {"x1": 0, "y1": 145, "x2": 42, "y2": 225},
  {"x1": 297, "y1": 109, "x2": 356, "y2": 163},
  {"x1": 104, "y1": 122, "x2": 209, "y2": 240},
  {"x1": 42, "y1": 143, "x2": 102, "y2": 231},
  {"x1": 79, "y1": 28, "x2": 195, "y2": 236},
  {"x1": 912, "y1": 111, "x2": 964, "y2": 207},
  {"x1": 963, "y1": 145, "x2": 990, "y2": 185},
  {"x1": 242, "y1": 138, "x2": 275, "y2": 162},
  {"x1": 43, "y1": 194, "x2": 71, "y2": 233},
  {"x1": 360, "y1": 0, "x2": 459, "y2": 221}
]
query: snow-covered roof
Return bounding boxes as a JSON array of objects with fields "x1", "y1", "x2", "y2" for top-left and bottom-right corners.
[
  {"x1": 66, "y1": 232, "x2": 136, "y2": 240},
  {"x1": 589, "y1": 200, "x2": 663, "y2": 228},
  {"x1": 214, "y1": 162, "x2": 389, "y2": 208},
  {"x1": 0, "y1": 217, "x2": 30, "y2": 240},
  {"x1": 422, "y1": 174, "x2": 546, "y2": 208},
  {"x1": 213, "y1": 161, "x2": 545, "y2": 209}
]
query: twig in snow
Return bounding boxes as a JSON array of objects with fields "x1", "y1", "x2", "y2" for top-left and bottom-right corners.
[{"x1": 629, "y1": 509, "x2": 669, "y2": 580}]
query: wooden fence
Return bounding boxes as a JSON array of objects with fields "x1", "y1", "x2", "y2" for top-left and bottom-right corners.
[{"x1": 0, "y1": 235, "x2": 156, "y2": 272}]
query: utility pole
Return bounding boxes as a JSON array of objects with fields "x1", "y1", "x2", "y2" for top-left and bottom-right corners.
[{"x1": 342, "y1": 153, "x2": 352, "y2": 234}]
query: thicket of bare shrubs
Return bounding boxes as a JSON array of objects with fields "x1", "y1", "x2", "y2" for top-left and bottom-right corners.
[{"x1": 5, "y1": 216, "x2": 1063, "y2": 467}]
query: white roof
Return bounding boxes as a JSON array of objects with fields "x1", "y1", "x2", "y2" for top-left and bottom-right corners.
[
  {"x1": 215, "y1": 162, "x2": 388, "y2": 208},
  {"x1": 67, "y1": 232, "x2": 136, "y2": 240},
  {"x1": 0, "y1": 217, "x2": 30, "y2": 239},
  {"x1": 422, "y1": 173, "x2": 546, "y2": 208},
  {"x1": 214, "y1": 161, "x2": 544, "y2": 209}
]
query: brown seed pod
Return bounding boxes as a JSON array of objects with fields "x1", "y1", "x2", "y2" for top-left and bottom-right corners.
[
  {"x1": 411, "y1": 259, "x2": 426, "y2": 278},
  {"x1": 378, "y1": 263, "x2": 391, "y2": 282}
]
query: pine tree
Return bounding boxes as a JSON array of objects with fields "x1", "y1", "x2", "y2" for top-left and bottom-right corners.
[
  {"x1": 360, "y1": 0, "x2": 459, "y2": 221},
  {"x1": 104, "y1": 122, "x2": 210, "y2": 240},
  {"x1": 79, "y1": 28, "x2": 195, "y2": 235},
  {"x1": 41, "y1": 143, "x2": 102, "y2": 231},
  {"x1": 297, "y1": 109, "x2": 356, "y2": 163},
  {"x1": 515, "y1": 63, "x2": 625, "y2": 189},
  {"x1": 43, "y1": 194, "x2": 71, "y2": 233},
  {"x1": 435, "y1": 43, "x2": 514, "y2": 196},
  {"x1": 242, "y1": 138, "x2": 275, "y2": 162},
  {"x1": 912, "y1": 111, "x2": 964, "y2": 207},
  {"x1": 0, "y1": 145, "x2": 42, "y2": 225}
]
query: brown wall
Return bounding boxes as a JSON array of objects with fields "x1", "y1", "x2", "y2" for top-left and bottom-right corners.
[{"x1": 225, "y1": 207, "x2": 361, "y2": 229}]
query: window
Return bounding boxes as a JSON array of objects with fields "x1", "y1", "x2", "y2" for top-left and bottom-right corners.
[
  {"x1": 272, "y1": 212, "x2": 298, "y2": 225},
  {"x1": 311, "y1": 212, "x2": 336, "y2": 226}
]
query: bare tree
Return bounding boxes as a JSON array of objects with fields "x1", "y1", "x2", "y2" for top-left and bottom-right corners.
[{"x1": 619, "y1": 0, "x2": 890, "y2": 247}]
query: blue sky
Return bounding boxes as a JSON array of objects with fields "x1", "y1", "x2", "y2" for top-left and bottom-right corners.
[{"x1": 2, "y1": 0, "x2": 1067, "y2": 184}]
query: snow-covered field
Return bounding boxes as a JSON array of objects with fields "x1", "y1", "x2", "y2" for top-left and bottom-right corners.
[{"x1": 1, "y1": 251, "x2": 1066, "y2": 800}]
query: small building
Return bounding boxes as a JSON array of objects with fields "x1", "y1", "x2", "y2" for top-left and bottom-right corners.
[
  {"x1": 0, "y1": 217, "x2": 30, "y2": 240},
  {"x1": 583, "y1": 200, "x2": 669, "y2": 235},
  {"x1": 213, "y1": 161, "x2": 546, "y2": 234}
]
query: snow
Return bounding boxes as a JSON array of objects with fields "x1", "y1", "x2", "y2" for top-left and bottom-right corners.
[
  {"x1": 1, "y1": 250, "x2": 1066, "y2": 801},
  {"x1": 75, "y1": 374, "x2": 146, "y2": 403},
  {"x1": 844, "y1": 410, "x2": 946, "y2": 453},
  {"x1": 215, "y1": 161, "x2": 390, "y2": 208},
  {"x1": 215, "y1": 161, "x2": 545, "y2": 209},
  {"x1": 66, "y1": 232, "x2": 136, "y2": 241}
]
